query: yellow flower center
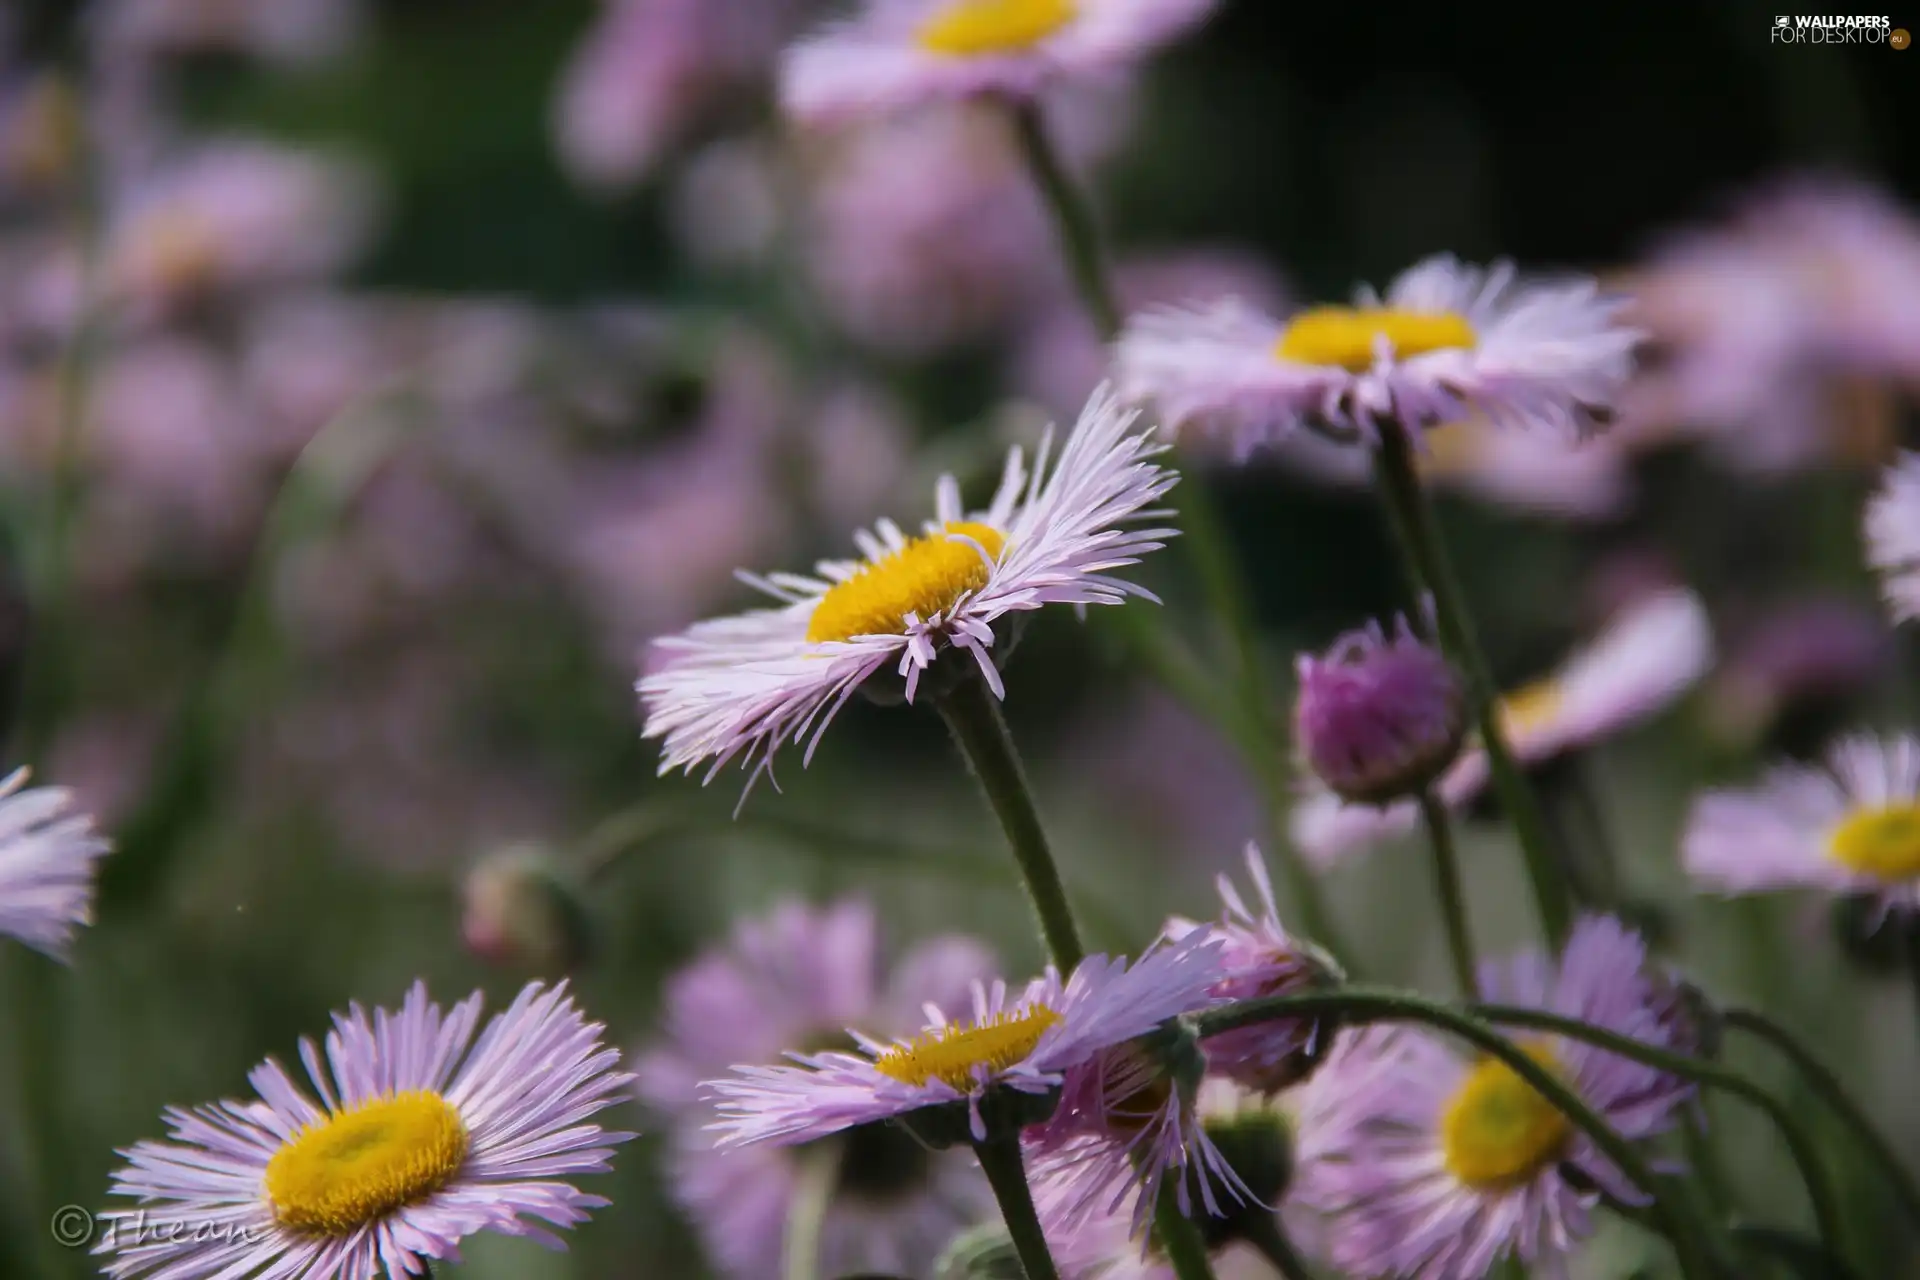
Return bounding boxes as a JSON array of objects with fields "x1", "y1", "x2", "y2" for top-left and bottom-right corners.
[
  {"x1": 1828, "y1": 804, "x2": 1920, "y2": 882},
  {"x1": 1440, "y1": 1044, "x2": 1572, "y2": 1190},
  {"x1": 1497, "y1": 678, "x2": 1563, "y2": 739},
  {"x1": 264, "y1": 1091, "x2": 469, "y2": 1235},
  {"x1": 806, "y1": 521, "x2": 1006, "y2": 644},
  {"x1": 871, "y1": 1005, "x2": 1061, "y2": 1090},
  {"x1": 918, "y1": 0, "x2": 1078, "y2": 56},
  {"x1": 1274, "y1": 306, "x2": 1478, "y2": 373}
]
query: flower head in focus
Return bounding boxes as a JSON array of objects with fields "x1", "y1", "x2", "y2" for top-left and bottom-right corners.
[
  {"x1": 1294, "y1": 917, "x2": 1692, "y2": 1280},
  {"x1": 638, "y1": 898, "x2": 997, "y2": 1279},
  {"x1": 638, "y1": 386, "x2": 1176, "y2": 798},
  {"x1": 99, "y1": 981, "x2": 634, "y2": 1279},
  {"x1": 1684, "y1": 733, "x2": 1920, "y2": 921},
  {"x1": 0, "y1": 768, "x2": 110, "y2": 960},
  {"x1": 1114, "y1": 254, "x2": 1642, "y2": 459},
  {"x1": 780, "y1": 0, "x2": 1216, "y2": 125},
  {"x1": 704, "y1": 932, "x2": 1225, "y2": 1149},
  {"x1": 1293, "y1": 588, "x2": 1712, "y2": 866}
]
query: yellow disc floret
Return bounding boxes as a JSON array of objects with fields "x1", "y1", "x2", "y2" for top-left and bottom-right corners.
[
  {"x1": 1275, "y1": 307, "x2": 1477, "y2": 373},
  {"x1": 265, "y1": 1090, "x2": 469, "y2": 1234},
  {"x1": 918, "y1": 0, "x2": 1078, "y2": 56},
  {"x1": 1829, "y1": 803, "x2": 1920, "y2": 882},
  {"x1": 806, "y1": 521, "x2": 1006, "y2": 644},
  {"x1": 1440, "y1": 1044, "x2": 1573, "y2": 1190},
  {"x1": 872, "y1": 1005, "x2": 1061, "y2": 1090}
]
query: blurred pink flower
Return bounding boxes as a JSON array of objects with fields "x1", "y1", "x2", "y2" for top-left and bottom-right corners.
[
  {"x1": 667, "y1": 135, "x2": 786, "y2": 272},
  {"x1": 553, "y1": 0, "x2": 818, "y2": 192},
  {"x1": 1705, "y1": 595, "x2": 1892, "y2": 747},
  {"x1": 801, "y1": 103, "x2": 1068, "y2": 357},
  {"x1": 94, "y1": 138, "x2": 380, "y2": 324},
  {"x1": 1619, "y1": 176, "x2": 1920, "y2": 473}
]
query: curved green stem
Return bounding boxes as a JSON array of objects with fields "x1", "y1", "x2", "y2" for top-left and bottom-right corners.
[
  {"x1": 934, "y1": 672, "x2": 1084, "y2": 972},
  {"x1": 1370, "y1": 423, "x2": 1572, "y2": 947},
  {"x1": 1476, "y1": 1003, "x2": 1849, "y2": 1275},
  {"x1": 1416, "y1": 790, "x2": 1478, "y2": 996},
  {"x1": 1724, "y1": 1007, "x2": 1920, "y2": 1225},
  {"x1": 1191, "y1": 988, "x2": 1721, "y2": 1279},
  {"x1": 973, "y1": 1136, "x2": 1062, "y2": 1280}
]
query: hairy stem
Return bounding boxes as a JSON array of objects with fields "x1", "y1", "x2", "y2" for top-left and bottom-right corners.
[{"x1": 973, "y1": 1136, "x2": 1062, "y2": 1280}]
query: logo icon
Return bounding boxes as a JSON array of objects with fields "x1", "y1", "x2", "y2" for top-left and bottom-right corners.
[
  {"x1": 1894, "y1": 26, "x2": 1912, "y2": 47},
  {"x1": 1776, "y1": 13, "x2": 1790, "y2": 24}
]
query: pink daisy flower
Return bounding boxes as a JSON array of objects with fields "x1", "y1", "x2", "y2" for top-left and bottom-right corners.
[
  {"x1": 98, "y1": 981, "x2": 635, "y2": 1279},
  {"x1": 636, "y1": 898, "x2": 998, "y2": 1279},
  {"x1": 1294, "y1": 917, "x2": 1692, "y2": 1280},
  {"x1": 705, "y1": 931, "x2": 1225, "y2": 1148},
  {"x1": 780, "y1": 0, "x2": 1216, "y2": 124},
  {"x1": 0, "y1": 767, "x2": 111, "y2": 961},
  {"x1": 1684, "y1": 732, "x2": 1920, "y2": 920},
  {"x1": 1114, "y1": 255, "x2": 1643, "y2": 459}
]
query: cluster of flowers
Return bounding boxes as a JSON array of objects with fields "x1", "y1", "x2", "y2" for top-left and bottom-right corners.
[{"x1": 3, "y1": 0, "x2": 1918, "y2": 1278}]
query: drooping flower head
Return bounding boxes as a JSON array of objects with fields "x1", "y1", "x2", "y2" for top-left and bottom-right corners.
[
  {"x1": 0, "y1": 768, "x2": 111, "y2": 961},
  {"x1": 639, "y1": 386, "x2": 1176, "y2": 797},
  {"x1": 1166, "y1": 845, "x2": 1343, "y2": 1094},
  {"x1": 1114, "y1": 254, "x2": 1643, "y2": 459},
  {"x1": 1866, "y1": 451, "x2": 1920, "y2": 625},
  {"x1": 99, "y1": 981, "x2": 635, "y2": 1279},
  {"x1": 637, "y1": 899, "x2": 998, "y2": 1279},
  {"x1": 1292, "y1": 588, "x2": 1712, "y2": 866},
  {"x1": 1295, "y1": 917, "x2": 1692, "y2": 1280},
  {"x1": 1025, "y1": 1016, "x2": 1249, "y2": 1240},
  {"x1": 705, "y1": 931, "x2": 1225, "y2": 1150},
  {"x1": 1293, "y1": 610, "x2": 1466, "y2": 805},
  {"x1": 780, "y1": 0, "x2": 1217, "y2": 125},
  {"x1": 1684, "y1": 733, "x2": 1920, "y2": 920},
  {"x1": 1038, "y1": 1074, "x2": 1321, "y2": 1279}
]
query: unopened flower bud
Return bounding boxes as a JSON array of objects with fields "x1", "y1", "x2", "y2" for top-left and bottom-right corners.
[
  {"x1": 1294, "y1": 612, "x2": 1465, "y2": 804},
  {"x1": 460, "y1": 845, "x2": 592, "y2": 975}
]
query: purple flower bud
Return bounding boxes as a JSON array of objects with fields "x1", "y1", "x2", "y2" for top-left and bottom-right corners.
[{"x1": 1294, "y1": 614, "x2": 1466, "y2": 804}]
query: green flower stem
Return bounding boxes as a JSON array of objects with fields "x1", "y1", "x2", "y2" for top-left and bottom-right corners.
[
  {"x1": 934, "y1": 672, "x2": 1085, "y2": 972},
  {"x1": 1370, "y1": 423, "x2": 1573, "y2": 947},
  {"x1": 973, "y1": 1136, "x2": 1063, "y2": 1280},
  {"x1": 1008, "y1": 100, "x2": 1120, "y2": 341},
  {"x1": 1724, "y1": 1006, "x2": 1920, "y2": 1224},
  {"x1": 1152, "y1": 1193, "x2": 1220, "y2": 1280},
  {"x1": 1475, "y1": 1003, "x2": 1849, "y2": 1275},
  {"x1": 784, "y1": 1141, "x2": 838, "y2": 1280},
  {"x1": 1416, "y1": 790, "x2": 1479, "y2": 997},
  {"x1": 1191, "y1": 988, "x2": 1721, "y2": 1279},
  {"x1": 1008, "y1": 95, "x2": 1337, "y2": 962}
]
